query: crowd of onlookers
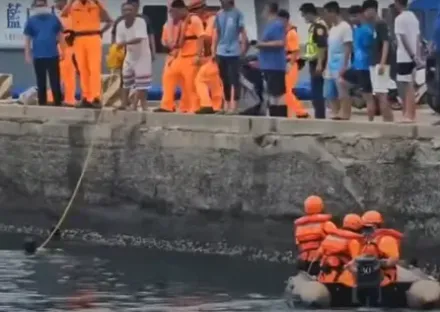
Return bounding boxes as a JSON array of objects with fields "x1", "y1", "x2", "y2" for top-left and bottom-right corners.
[{"x1": 22, "y1": 0, "x2": 435, "y2": 124}]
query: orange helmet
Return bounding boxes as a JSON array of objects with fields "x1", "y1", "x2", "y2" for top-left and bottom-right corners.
[
  {"x1": 304, "y1": 195, "x2": 324, "y2": 215},
  {"x1": 343, "y1": 213, "x2": 363, "y2": 231},
  {"x1": 361, "y1": 210, "x2": 383, "y2": 226},
  {"x1": 323, "y1": 221, "x2": 337, "y2": 234}
]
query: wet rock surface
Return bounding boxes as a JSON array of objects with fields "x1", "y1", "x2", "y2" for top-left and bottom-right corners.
[{"x1": 0, "y1": 105, "x2": 439, "y2": 261}]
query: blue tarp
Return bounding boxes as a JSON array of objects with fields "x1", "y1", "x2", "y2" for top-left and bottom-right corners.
[{"x1": 11, "y1": 80, "x2": 313, "y2": 101}]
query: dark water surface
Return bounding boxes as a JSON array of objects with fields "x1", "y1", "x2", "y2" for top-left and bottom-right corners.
[
  {"x1": 0, "y1": 233, "x2": 296, "y2": 311},
  {"x1": 0, "y1": 233, "x2": 437, "y2": 311}
]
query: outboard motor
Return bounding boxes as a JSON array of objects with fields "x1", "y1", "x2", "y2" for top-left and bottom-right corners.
[{"x1": 352, "y1": 256, "x2": 382, "y2": 306}]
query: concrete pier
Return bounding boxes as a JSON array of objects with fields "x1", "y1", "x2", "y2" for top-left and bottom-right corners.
[{"x1": 0, "y1": 104, "x2": 439, "y2": 260}]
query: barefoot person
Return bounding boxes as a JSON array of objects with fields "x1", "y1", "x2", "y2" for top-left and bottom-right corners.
[{"x1": 116, "y1": 2, "x2": 152, "y2": 110}]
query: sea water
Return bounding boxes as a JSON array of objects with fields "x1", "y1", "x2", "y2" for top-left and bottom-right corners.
[{"x1": 0, "y1": 233, "x2": 436, "y2": 311}]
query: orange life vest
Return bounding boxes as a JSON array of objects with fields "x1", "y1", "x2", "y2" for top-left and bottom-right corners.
[
  {"x1": 175, "y1": 13, "x2": 198, "y2": 50},
  {"x1": 294, "y1": 214, "x2": 332, "y2": 260},
  {"x1": 201, "y1": 13, "x2": 216, "y2": 57},
  {"x1": 361, "y1": 228, "x2": 403, "y2": 283},
  {"x1": 319, "y1": 229, "x2": 363, "y2": 272}
]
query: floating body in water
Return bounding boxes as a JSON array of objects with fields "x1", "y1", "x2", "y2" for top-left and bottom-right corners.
[{"x1": 285, "y1": 261, "x2": 440, "y2": 309}]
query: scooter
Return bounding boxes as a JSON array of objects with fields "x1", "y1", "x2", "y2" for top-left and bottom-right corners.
[{"x1": 426, "y1": 53, "x2": 439, "y2": 114}]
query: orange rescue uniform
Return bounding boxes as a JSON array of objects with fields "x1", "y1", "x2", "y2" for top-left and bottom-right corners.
[
  {"x1": 160, "y1": 22, "x2": 190, "y2": 112},
  {"x1": 59, "y1": 15, "x2": 77, "y2": 105},
  {"x1": 285, "y1": 25, "x2": 308, "y2": 118},
  {"x1": 159, "y1": 14, "x2": 204, "y2": 113},
  {"x1": 65, "y1": 0, "x2": 103, "y2": 103},
  {"x1": 294, "y1": 213, "x2": 332, "y2": 262},
  {"x1": 317, "y1": 228, "x2": 363, "y2": 287},
  {"x1": 361, "y1": 228, "x2": 402, "y2": 286},
  {"x1": 194, "y1": 14, "x2": 223, "y2": 112}
]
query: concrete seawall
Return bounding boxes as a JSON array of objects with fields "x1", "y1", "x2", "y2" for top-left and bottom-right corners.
[{"x1": 0, "y1": 105, "x2": 439, "y2": 261}]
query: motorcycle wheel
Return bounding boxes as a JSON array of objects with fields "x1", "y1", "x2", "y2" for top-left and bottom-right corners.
[{"x1": 427, "y1": 94, "x2": 440, "y2": 114}]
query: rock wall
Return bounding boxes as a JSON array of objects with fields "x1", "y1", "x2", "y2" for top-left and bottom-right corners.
[{"x1": 0, "y1": 105, "x2": 439, "y2": 261}]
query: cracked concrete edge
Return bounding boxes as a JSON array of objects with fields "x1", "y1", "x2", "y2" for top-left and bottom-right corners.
[{"x1": 0, "y1": 104, "x2": 435, "y2": 139}]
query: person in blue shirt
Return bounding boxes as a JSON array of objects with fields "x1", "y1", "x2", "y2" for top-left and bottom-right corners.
[
  {"x1": 24, "y1": 0, "x2": 64, "y2": 106},
  {"x1": 215, "y1": 0, "x2": 248, "y2": 113},
  {"x1": 255, "y1": 2, "x2": 287, "y2": 117},
  {"x1": 342, "y1": 5, "x2": 376, "y2": 120}
]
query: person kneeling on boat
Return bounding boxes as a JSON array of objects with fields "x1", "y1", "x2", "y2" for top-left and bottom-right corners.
[
  {"x1": 294, "y1": 195, "x2": 332, "y2": 276},
  {"x1": 357, "y1": 210, "x2": 403, "y2": 286},
  {"x1": 317, "y1": 213, "x2": 364, "y2": 287}
]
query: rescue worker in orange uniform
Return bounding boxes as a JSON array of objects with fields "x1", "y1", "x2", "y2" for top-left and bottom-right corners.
[
  {"x1": 156, "y1": 0, "x2": 204, "y2": 113},
  {"x1": 317, "y1": 213, "x2": 364, "y2": 287},
  {"x1": 189, "y1": 0, "x2": 224, "y2": 114},
  {"x1": 61, "y1": 0, "x2": 113, "y2": 108},
  {"x1": 156, "y1": 18, "x2": 191, "y2": 113},
  {"x1": 277, "y1": 9, "x2": 309, "y2": 119},
  {"x1": 52, "y1": 0, "x2": 77, "y2": 106},
  {"x1": 359, "y1": 210, "x2": 403, "y2": 286},
  {"x1": 294, "y1": 195, "x2": 332, "y2": 276}
]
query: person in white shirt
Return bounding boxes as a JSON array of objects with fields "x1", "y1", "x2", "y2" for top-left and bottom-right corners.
[
  {"x1": 116, "y1": 2, "x2": 152, "y2": 110},
  {"x1": 394, "y1": 0, "x2": 421, "y2": 123}
]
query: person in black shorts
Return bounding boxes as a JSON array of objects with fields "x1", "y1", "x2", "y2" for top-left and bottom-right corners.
[
  {"x1": 255, "y1": 2, "x2": 287, "y2": 117},
  {"x1": 342, "y1": 5, "x2": 376, "y2": 120}
]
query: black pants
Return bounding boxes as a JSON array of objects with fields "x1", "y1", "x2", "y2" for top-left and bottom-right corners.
[
  {"x1": 33, "y1": 57, "x2": 62, "y2": 105},
  {"x1": 216, "y1": 55, "x2": 241, "y2": 102},
  {"x1": 309, "y1": 61, "x2": 325, "y2": 119},
  {"x1": 436, "y1": 52, "x2": 440, "y2": 109}
]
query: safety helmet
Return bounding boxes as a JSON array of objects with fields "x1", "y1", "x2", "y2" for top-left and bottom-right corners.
[
  {"x1": 187, "y1": 0, "x2": 206, "y2": 11},
  {"x1": 304, "y1": 195, "x2": 324, "y2": 215},
  {"x1": 361, "y1": 210, "x2": 383, "y2": 226},
  {"x1": 343, "y1": 213, "x2": 363, "y2": 231},
  {"x1": 323, "y1": 221, "x2": 337, "y2": 234}
]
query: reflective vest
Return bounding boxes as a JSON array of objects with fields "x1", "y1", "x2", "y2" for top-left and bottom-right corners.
[
  {"x1": 294, "y1": 213, "x2": 332, "y2": 260},
  {"x1": 361, "y1": 228, "x2": 403, "y2": 283},
  {"x1": 304, "y1": 18, "x2": 327, "y2": 60}
]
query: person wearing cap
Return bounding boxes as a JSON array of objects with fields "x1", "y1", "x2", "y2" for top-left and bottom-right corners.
[
  {"x1": 61, "y1": 0, "x2": 113, "y2": 109},
  {"x1": 294, "y1": 195, "x2": 332, "y2": 276},
  {"x1": 277, "y1": 9, "x2": 309, "y2": 119},
  {"x1": 157, "y1": 0, "x2": 205, "y2": 113},
  {"x1": 189, "y1": 0, "x2": 224, "y2": 114},
  {"x1": 299, "y1": 2, "x2": 328, "y2": 119},
  {"x1": 317, "y1": 213, "x2": 364, "y2": 287},
  {"x1": 358, "y1": 210, "x2": 403, "y2": 286}
]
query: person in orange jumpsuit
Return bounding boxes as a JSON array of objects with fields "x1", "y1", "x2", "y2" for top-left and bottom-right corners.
[
  {"x1": 317, "y1": 213, "x2": 364, "y2": 287},
  {"x1": 61, "y1": 0, "x2": 112, "y2": 108},
  {"x1": 48, "y1": 0, "x2": 77, "y2": 106},
  {"x1": 294, "y1": 195, "x2": 332, "y2": 276},
  {"x1": 357, "y1": 210, "x2": 402, "y2": 286},
  {"x1": 277, "y1": 9, "x2": 309, "y2": 119},
  {"x1": 156, "y1": 0, "x2": 204, "y2": 114},
  {"x1": 155, "y1": 7, "x2": 191, "y2": 113},
  {"x1": 189, "y1": 0, "x2": 223, "y2": 114}
]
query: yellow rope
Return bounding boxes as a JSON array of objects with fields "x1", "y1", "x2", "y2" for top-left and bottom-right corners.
[{"x1": 37, "y1": 72, "x2": 118, "y2": 251}]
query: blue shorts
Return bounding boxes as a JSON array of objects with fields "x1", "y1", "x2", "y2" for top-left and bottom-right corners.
[{"x1": 324, "y1": 78, "x2": 339, "y2": 100}]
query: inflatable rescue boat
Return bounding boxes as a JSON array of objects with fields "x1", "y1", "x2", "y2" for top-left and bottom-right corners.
[{"x1": 284, "y1": 257, "x2": 440, "y2": 309}]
